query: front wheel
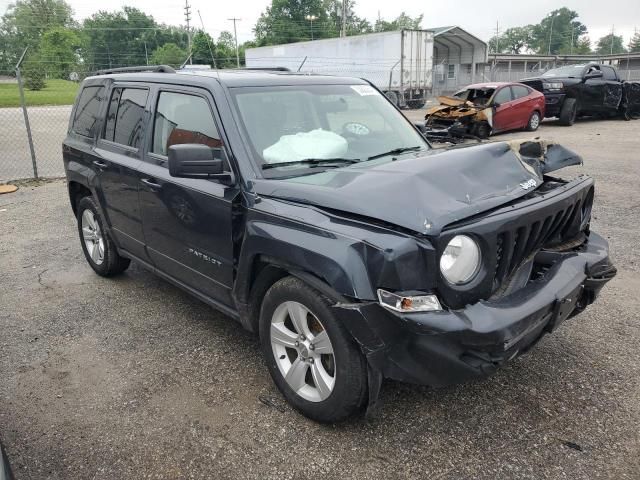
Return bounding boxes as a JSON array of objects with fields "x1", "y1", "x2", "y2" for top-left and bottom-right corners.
[
  {"x1": 259, "y1": 276, "x2": 368, "y2": 423},
  {"x1": 558, "y1": 98, "x2": 577, "y2": 126}
]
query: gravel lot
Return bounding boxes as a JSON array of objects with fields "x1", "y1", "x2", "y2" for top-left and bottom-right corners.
[{"x1": 1, "y1": 118, "x2": 639, "y2": 479}]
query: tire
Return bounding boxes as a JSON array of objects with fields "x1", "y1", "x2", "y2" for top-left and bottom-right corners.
[
  {"x1": 473, "y1": 121, "x2": 491, "y2": 139},
  {"x1": 259, "y1": 276, "x2": 368, "y2": 423},
  {"x1": 526, "y1": 111, "x2": 541, "y2": 131},
  {"x1": 384, "y1": 90, "x2": 399, "y2": 107},
  {"x1": 76, "y1": 196, "x2": 130, "y2": 277},
  {"x1": 558, "y1": 98, "x2": 577, "y2": 126}
]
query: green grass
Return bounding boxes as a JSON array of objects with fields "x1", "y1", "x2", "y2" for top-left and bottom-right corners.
[{"x1": 0, "y1": 79, "x2": 79, "y2": 108}]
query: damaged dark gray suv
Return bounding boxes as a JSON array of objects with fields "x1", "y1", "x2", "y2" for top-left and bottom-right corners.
[{"x1": 63, "y1": 66, "x2": 616, "y2": 422}]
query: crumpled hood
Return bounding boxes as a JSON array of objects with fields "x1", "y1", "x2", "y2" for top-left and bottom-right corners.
[{"x1": 252, "y1": 140, "x2": 582, "y2": 236}]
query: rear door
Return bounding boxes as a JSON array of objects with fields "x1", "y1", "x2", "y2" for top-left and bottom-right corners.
[
  {"x1": 491, "y1": 86, "x2": 516, "y2": 132},
  {"x1": 601, "y1": 66, "x2": 623, "y2": 110},
  {"x1": 510, "y1": 85, "x2": 534, "y2": 129},
  {"x1": 137, "y1": 86, "x2": 239, "y2": 307},
  {"x1": 93, "y1": 84, "x2": 150, "y2": 260}
]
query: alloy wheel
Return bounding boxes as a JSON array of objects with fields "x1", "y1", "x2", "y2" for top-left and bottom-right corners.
[
  {"x1": 81, "y1": 209, "x2": 105, "y2": 265},
  {"x1": 270, "y1": 301, "x2": 336, "y2": 402}
]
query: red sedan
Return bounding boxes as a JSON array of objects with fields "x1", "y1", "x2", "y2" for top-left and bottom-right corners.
[{"x1": 425, "y1": 82, "x2": 546, "y2": 139}]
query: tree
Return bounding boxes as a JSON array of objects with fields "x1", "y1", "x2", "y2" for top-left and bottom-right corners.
[
  {"x1": 529, "y1": 8, "x2": 588, "y2": 55},
  {"x1": 628, "y1": 31, "x2": 640, "y2": 53},
  {"x1": 594, "y1": 33, "x2": 626, "y2": 55},
  {"x1": 324, "y1": 0, "x2": 371, "y2": 36},
  {"x1": 215, "y1": 31, "x2": 237, "y2": 68},
  {"x1": 150, "y1": 43, "x2": 187, "y2": 67},
  {"x1": 254, "y1": 0, "x2": 330, "y2": 46},
  {"x1": 374, "y1": 12, "x2": 423, "y2": 32},
  {"x1": 0, "y1": 0, "x2": 74, "y2": 71},
  {"x1": 488, "y1": 26, "x2": 533, "y2": 54},
  {"x1": 38, "y1": 27, "x2": 82, "y2": 79},
  {"x1": 23, "y1": 53, "x2": 47, "y2": 90},
  {"x1": 572, "y1": 36, "x2": 592, "y2": 54},
  {"x1": 191, "y1": 30, "x2": 215, "y2": 66},
  {"x1": 83, "y1": 7, "x2": 188, "y2": 71}
]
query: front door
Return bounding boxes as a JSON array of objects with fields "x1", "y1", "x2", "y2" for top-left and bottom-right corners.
[
  {"x1": 93, "y1": 85, "x2": 150, "y2": 260},
  {"x1": 138, "y1": 87, "x2": 239, "y2": 307},
  {"x1": 491, "y1": 86, "x2": 516, "y2": 132}
]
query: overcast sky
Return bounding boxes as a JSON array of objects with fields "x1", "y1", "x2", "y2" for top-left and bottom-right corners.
[{"x1": 2, "y1": 0, "x2": 638, "y2": 46}]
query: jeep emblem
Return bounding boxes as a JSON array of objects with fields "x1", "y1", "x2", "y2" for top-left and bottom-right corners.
[{"x1": 520, "y1": 179, "x2": 537, "y2": 190}]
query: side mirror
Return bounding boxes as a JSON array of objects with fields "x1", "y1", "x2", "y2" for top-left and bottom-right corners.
[
  {"x1": 168, "y1": 144, "x2": 231, "y2": 182},
  {"x1": 583, "y1": 70, "x2": 603, "y2": 81},
  {"x1": 492, "y1": 102, "x2": 500, "y2": 108}
]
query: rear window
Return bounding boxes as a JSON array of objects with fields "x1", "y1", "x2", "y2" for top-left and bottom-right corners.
[
  {"x1": 104, "y1": 87, "x2": 149, "y2": 149},
  {"x1": 72, "y1": 85, "x2": 105, "y2": 137}
]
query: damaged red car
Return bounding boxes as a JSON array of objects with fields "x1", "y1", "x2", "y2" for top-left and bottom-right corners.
[{"x1": 424, "y1": 82, "x2": 546, "y2": 141}]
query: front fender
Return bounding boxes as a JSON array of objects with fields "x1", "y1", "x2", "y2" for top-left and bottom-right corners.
[{"x1": 233, "y1": 200, "x2": 438, "y2": 306}]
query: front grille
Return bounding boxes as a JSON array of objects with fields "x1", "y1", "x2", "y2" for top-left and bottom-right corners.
[
  {"x1": 493, "y1": 196, "x2": 585, "y2": 289},
  {"x1": 521, "y1": 80, "x2": 544, "y2": 93}
]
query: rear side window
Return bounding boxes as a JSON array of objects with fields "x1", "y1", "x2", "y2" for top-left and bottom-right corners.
[
  {"x1": 152, "y1": 91, "x2": 221, "y2": 157},
  {"x1": 103, "y1": 87, "x2": 148, "y2": 148},
  {"x1": 512, "y1": 85, "x2": 530, "y2": 99},
  {"x1": 493, "y1": 87, "x2": 513, "y2": 104},
  {"x1": 72, "y1": 85, "x2": 105, "y2": 137}
]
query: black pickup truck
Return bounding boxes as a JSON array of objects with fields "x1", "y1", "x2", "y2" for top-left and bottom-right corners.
[{"x1": 521, "y1": 62, "x2": 640, "y2": 125}]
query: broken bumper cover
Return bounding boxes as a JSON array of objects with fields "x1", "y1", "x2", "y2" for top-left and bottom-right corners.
[
  {"x1": 335, "y1": 232, "x2": 615, "y2": 387},
  {"x1": 543, "y1": 93, "x2": 566, "y2": 117}
]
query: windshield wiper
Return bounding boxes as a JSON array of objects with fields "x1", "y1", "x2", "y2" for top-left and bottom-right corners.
[
  {"x1": 367, "y1": 146, "x2": 423, "y2": 161},
  {"x1": 262, "y1": 158, "x2": 359, "y2": 170}
]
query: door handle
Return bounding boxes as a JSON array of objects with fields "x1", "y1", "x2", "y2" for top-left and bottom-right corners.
[
  {"x1": 140, "y1": 178, "x2": 162, "y2": 190},
  {"x1": 93, "y1": 160, "x2": 108, "y2": 170}
]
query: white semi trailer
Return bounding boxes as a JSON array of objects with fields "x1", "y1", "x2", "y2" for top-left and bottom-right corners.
[{"x1": 245, "y1": 30, "x2": 434, "y2": 109}]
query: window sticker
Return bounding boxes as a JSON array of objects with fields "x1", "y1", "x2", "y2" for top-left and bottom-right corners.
[{"x1": 350, "y1": 85, "x2": 379, "y2": 96}]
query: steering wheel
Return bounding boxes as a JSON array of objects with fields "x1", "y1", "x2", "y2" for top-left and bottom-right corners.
[{"x1": 342, "y1": 122, "x2": 371, "y2": 137}]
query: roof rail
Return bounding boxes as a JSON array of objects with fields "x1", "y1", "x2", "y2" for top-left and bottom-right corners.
[
  {"x1": 94, "y1": 65, "x2": 176, "y2": 76},
  {"x1": 235, "y1": 67, "x2": 292, "y2": 72}
]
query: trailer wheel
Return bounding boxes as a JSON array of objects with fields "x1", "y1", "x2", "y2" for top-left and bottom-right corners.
[
  {"x1": 384, "y1": 91, "x2": 399, "y2": 107},
  {"x1": 407, "y1": 100, "x2": 426, "y2": 109}
]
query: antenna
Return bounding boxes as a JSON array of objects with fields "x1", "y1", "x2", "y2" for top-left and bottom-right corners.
[{"x1": 198, "y1": 10, "x2": 217, "y2": 69}]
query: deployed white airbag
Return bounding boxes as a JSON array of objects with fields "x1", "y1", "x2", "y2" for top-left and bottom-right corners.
[{"x1": 263, "y1": 129, "x2": 348, "y2": 164}]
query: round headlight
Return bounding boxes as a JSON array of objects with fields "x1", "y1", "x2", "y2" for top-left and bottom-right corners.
[{"x1": 440, "y1": 235, "x2": 481, "y2": 285}]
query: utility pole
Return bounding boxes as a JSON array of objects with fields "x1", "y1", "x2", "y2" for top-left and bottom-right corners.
[
  {"x1": 228, "y1": 17, "x2": 241, "y2": 68},
  {"x1": 495, "y1": 20, "x2": 500, "y2": 53},
  {"x1": 570, "y1": 27, "x2": 574, "y2": 55},
  {"x1": 184, "y1": 0, "x2": 192, "y2": 64},
  {"x1": 305, "y1": 15, "x2": 318, "y2": 41},
  {"x1": 547, "y1": 13, "x2": 555, "y2": 55},
  {"x1": 341, "y1": 0, "x2": 347, "y2": 38},
  {"x1": 610, "y1": 25, "x2": 615, "y2": 55}
]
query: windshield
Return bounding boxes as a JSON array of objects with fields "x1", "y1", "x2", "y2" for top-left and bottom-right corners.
[
  {"x1": 541, "y1": 65, "x2": 586, "y2": 78},
  {"x1": 454, "y1": 87, "x2": 495, "y2": 106},
  {"x1": 230, "y1": 84, "x2": 429, "y2": 178}
]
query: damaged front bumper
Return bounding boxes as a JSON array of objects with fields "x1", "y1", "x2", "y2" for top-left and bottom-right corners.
[
  {"x1": 335, "y1": 232, "x2": 615, "y2": 387},
  {"x1": 542, "y1": 93, "x2": 566, "y2": 118}
]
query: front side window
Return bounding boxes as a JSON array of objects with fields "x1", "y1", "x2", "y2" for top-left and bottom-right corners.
[
  {"x1": 103, "y1": 87, "x2": 148, "y2": 148},
  {"x1": 152, "y1": 91, "x2": 221, "y2": 157},
  {"x1": 602, "y1": 66, "x2": 617, "y2": 81},
  {"x1": 72, "y1": 85, "x2": 105, "y2": 137},
  {"x1": 230, "y1": 84, "x2": 429, "y2": 178},
  {"x1": 493, "y1": 87, "x2": 513, "y2": 105}
]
